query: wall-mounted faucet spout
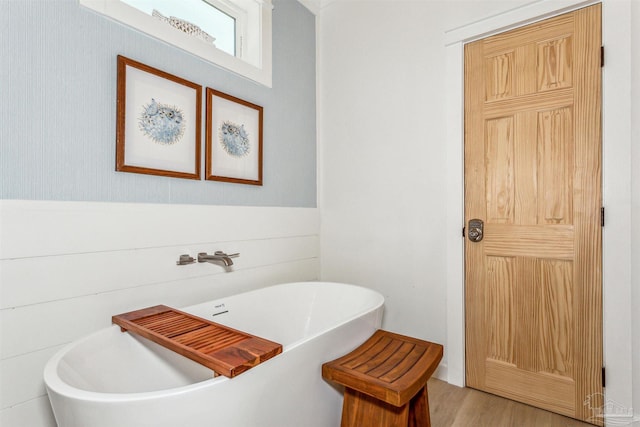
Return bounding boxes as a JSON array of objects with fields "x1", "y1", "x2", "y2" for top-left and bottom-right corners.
[{"x1": 197, "y1": 251, "x2": 239, "y2": 267}]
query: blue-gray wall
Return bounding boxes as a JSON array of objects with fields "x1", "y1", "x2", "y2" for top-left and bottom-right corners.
[{"x1": 0, "y1": 0, "x2": 316, "y2": 207}]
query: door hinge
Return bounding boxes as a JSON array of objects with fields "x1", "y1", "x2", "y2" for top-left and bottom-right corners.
[
  {"x1": 601, "y1": 207, "x2": 605, "y2": 227},
  {"x1": 602, "y1": 366, "x2": 606, "y2": 387},
  {"x1": 462, "y1": 226, "x2": 466, "y2": 238},
  {"x1": 601, "y1": 46, "x2": 605, "y2": 67}
]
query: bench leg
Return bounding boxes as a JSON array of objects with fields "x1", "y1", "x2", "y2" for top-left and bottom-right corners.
[
  {"x1": 341, "y1": 388, "x2": 409, "y2": 427},
  {"x1": 408, "y1": 385, "x2": 431, "y2": 427}
]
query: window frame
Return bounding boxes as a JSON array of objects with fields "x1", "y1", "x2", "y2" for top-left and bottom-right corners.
[{"x1": 79, "y1": 0, "x2": 273, "y2": 87}]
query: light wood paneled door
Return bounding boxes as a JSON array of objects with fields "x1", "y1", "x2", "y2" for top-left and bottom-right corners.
[{"x1": 464, "y1": 4, "x2": 602, "y2": 425}]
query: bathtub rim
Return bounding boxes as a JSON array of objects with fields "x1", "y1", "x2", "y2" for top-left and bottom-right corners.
[{"x1": 44, "y1": 281, "x2": 384, "y2": 403}]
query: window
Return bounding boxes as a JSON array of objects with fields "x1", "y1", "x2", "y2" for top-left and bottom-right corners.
[
  {"x1": 80, "y1": 0, "x2": 273, "y2": 86},
  {"x1": 121, "y1": 0, "x2": 238, "y2": 56}
]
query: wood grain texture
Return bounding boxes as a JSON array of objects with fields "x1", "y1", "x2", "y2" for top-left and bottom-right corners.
[
  {"x1": 464, "y1": 35, "x2": 487, "y2": 391},
  {"x1": 340, "y1": 388, "x2": 410, "y2": 427},
  {"x1": 339, "y1": 385, "x2": 432, "y2": 427},
  {"x1": 323, "y1": 330, "x2": 443, "y2": 407},
  {"x1": 538, "y1": 107, "x2": 574, "y2": 224},
  {"x1": 485, "y1": 117, "x2": 515, "y2": 223},
  {"x1": 483, "y1": 224, "x2": 574, "y2": 259},
  {"x1": 537, "y1": 36, "x2": 573, "y2": 92},
  {"x1": 428, "y1": 378, "x2": 595, "y2": 427},
  {"x1": 481, "y1": 14, "x2": 573, "y2": 56},
  {"x1": 485, "y1": 360, "x2": 575, "y2": 417},
  {"x1": 465, "y1": 4, "x2": 602, "y2": 424},
  {"x1": 571, "y1": 4, "x2": 603, "y2": 423},
  {"x1": 113, "y1": 305, "x2": 282, "y2": 377},
  {"x1": 487, "y1": 256, "x2": 515, "y2": 363},
  {"x1": 539, "y1": 259, "x2": 574, "y2": 377},
  {"x1": 323, "y1": 330, "x2": 442, "y2": 427},
  {"x1": 483, "y1": 88, "x2": 574, "y2": 118},
  {"x1": 514, "y1": 111, "x2": 538, "y2": 225},
  {"x1": 485, "y1": 52, "x2": 514, "y2": 101}
]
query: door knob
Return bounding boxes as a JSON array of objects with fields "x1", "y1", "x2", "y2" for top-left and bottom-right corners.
[{"x1": 468, "y1": 219, "x2": 484, "y2": 242}]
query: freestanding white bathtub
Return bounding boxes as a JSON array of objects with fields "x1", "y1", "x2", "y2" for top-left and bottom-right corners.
[{"x1": 44, "y1": 282, "x2": 384, "y2": 427}]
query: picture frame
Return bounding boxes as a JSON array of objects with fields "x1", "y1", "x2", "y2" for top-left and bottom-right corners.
[
  {"x1": 205, "y1": 88, "x2": 263, "y2": 185},
  {"x1": 116, "y1": 55, "x2": 201, "y2": 179}
]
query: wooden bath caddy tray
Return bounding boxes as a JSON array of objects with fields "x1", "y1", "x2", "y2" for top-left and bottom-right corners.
[{"x1": 112, "y1": 305, "x2": 282, "y2": 378}]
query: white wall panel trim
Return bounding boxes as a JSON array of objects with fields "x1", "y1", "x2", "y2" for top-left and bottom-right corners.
[
  {"x1": 0, "y1": 200, "x2": 320, "y2": 424},
  {"x1": 0, "y1": 200, "x2": 319, "y2": 258},
  {"x1": 444, "y1": 0, "x2": 600, "y2": 46}
]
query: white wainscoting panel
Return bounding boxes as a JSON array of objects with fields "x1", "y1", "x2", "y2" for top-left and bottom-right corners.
[
  {"x1": 0, "y1": 200, "x2": 320, "y2": 427},
  {"x1": 0, "y1": 397, "x2": 57, "y2": 427}
]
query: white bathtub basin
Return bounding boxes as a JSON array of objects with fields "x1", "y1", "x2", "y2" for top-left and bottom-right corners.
[{"x1": 44, "y1": 281, "x2": 384, "y2": 427}]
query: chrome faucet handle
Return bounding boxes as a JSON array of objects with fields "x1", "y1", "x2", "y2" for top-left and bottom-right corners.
[
  {"x1": 214, "y1": 251, "x2": 240, "y2": 258},
  {"x1": 176, "y1": 254, "x2": 196, "y2": 265}
]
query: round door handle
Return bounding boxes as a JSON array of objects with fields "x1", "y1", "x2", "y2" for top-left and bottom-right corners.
[{"x1": 468, "y1": 227, "x2": 483, "y2": 242}]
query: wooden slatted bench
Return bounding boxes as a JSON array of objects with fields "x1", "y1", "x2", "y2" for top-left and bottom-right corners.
[{"x1": 322, "y1": 329, "x2": 443, "y2": 427}]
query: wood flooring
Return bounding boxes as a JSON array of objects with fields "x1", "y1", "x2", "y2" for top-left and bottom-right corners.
[{"x1": 428, "y1": 378, "x2": 594, "y2": 426}]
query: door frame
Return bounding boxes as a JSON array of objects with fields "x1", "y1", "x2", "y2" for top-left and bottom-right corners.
[{"x1": 443, "y1": 0, "x2": 634, "y2": 421}]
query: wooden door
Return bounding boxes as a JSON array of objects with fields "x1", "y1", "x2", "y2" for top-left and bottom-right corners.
[{"x1": 464, "y1": 4, "x2": 602, "y2": 425}]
